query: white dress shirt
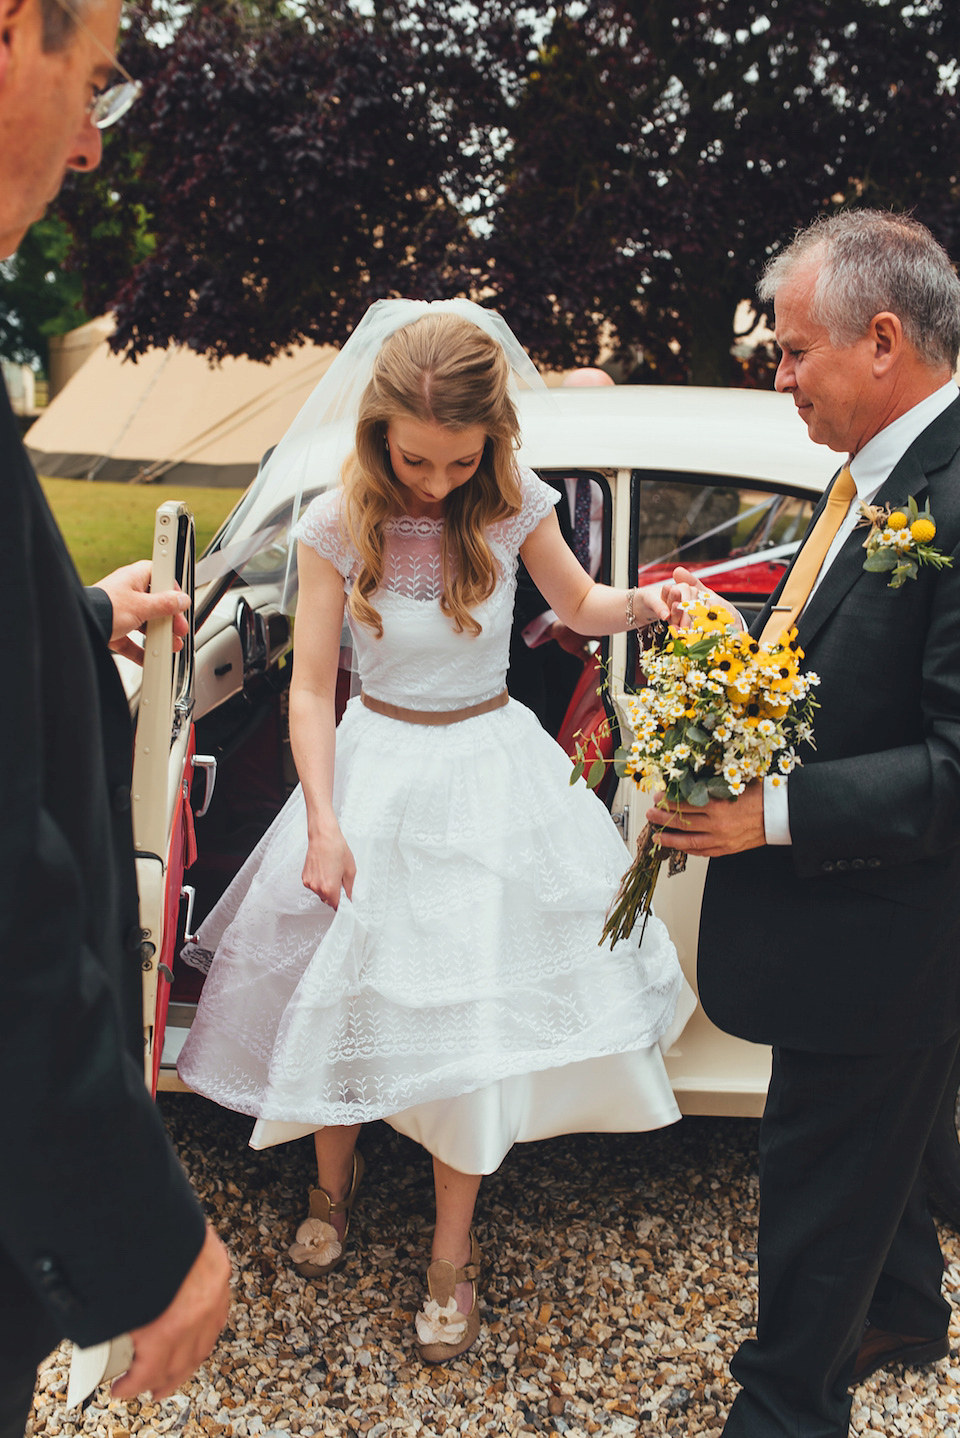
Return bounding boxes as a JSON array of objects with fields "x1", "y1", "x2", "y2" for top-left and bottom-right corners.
[{"x1": 763, "y1": 380, "x2": 958, "y2": 844}]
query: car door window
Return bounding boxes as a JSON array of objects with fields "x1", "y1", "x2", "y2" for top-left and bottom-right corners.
[
  {"x1": 626, "y1": 471, "x2": 817, "y2": 689},
  {"x1": 632, "y1": 471, "x2": 815, "y2": 599}
]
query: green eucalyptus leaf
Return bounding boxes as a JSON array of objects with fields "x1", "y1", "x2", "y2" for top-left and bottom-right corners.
[
  {"x1": 864, "y1": 551, "x2": 898, "y2": 572},
  {"x1": 587, "y1": 757, "x2": 607, "y2": 789},
  {"x1": 570, "y1": 758, "x2": 585, "y2": 785},
  {"x1": 686, "y1": 637, "x2": 720, "y2": 662},
  {"x1": 688, "y1": 781, "x2": 710, "y2": 806}
]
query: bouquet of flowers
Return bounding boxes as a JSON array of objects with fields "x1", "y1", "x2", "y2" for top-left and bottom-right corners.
[
  {"x1": 859, "y1": 495, "x2": 953, "y2": 588},
  {"x1": 573, "y1": 599, "x2": 819, "y2": 947}
]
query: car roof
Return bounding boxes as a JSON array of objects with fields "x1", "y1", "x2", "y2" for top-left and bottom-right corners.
[
  {"x1": 516, "y1": 386, "x2": 836, "y2": 495},
  {"x1": 204, "y1": 384, "x2": 836, "y2": 573}
]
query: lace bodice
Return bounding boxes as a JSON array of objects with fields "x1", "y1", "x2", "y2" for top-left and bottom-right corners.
[{"x1": 295, "y1": 467, "x2": 559, "y2": 710}]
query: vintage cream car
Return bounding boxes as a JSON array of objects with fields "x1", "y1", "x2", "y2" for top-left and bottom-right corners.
[{"x1": 126, "y1": 383, "x2": 960, "y2": 1222}]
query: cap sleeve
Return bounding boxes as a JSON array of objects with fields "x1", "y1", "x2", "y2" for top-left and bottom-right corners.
[
  {"x1": 494, "y1": 466, "x2": 561, "y2": 553},
  {"x1": 294, "y1": 488, "x2": 356, "y2": 578}
]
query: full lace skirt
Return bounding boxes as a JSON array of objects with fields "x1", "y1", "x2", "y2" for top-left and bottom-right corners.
[{"x1": 177, "y1": 697, "x2": 690, "y2": 1165}]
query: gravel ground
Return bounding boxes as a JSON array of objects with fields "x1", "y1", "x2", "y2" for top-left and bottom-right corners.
[{"x1": 27, "y1": 1097, "x2": 960, "y2": 1437}]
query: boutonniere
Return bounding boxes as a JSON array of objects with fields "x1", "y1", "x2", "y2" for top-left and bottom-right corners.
[{"x1": 857, "y1": 495, "x2": 953, "y2": 588}]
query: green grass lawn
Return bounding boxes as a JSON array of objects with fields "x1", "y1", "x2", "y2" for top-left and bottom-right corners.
[{"x1": 41, "y1": 478, "x2": 248, "y2": 586}]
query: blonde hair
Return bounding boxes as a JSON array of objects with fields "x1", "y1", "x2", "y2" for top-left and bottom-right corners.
[{"x1": 341, "y1": 312, "x2": 523, "y2": 638}]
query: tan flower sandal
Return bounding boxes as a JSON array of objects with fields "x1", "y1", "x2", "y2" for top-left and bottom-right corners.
[
  {"x1": 415, "y1": 1230, "x2": 481, "y2": 1364},
  {"x1": 289, "y1": 1150, "x2": 365, "y2": 1278}
]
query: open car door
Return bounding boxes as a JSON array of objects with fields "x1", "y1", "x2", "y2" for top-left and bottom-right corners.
[{"x1": 131, "y1": 501, "x2": 214, "y2": 1095}]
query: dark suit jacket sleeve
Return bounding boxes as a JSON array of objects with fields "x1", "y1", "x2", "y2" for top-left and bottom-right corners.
[
  {"x1": 785, "y1": 436, "x2": 960, "y2": 881},
  {"x1": 85, "y1": 583, "x2": 113, "y2": 644},
  {"x1": 513, "y1": 475, "x2": 567, "y2": 632},
  {"x1": 0, "y1": 417, "x2": 206, "y2": 1348}
]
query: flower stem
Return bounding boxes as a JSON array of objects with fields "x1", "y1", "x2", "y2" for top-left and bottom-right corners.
[{"x1": 600, "y1": 823, "x2": 665, "y2": 949}]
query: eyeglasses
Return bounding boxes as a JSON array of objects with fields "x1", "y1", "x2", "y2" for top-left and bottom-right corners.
[{"x1": 49, "y1": 0, "x2": 143, "y2": 129}]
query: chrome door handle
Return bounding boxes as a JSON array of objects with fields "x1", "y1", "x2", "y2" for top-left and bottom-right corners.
[
  {"x1": 191, "y1": 753, "x2": 217, "y2": 818},
  {"x1": 181, "y1": 884, "x2": 198, "y2": 944}
]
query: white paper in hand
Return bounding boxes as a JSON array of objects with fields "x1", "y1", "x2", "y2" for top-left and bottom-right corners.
[{"x1": 66, "y1": 1333, "x2": 135, "y2": 1409}]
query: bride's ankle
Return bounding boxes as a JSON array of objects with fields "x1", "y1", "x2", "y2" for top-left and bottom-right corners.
[
  {"x1": 316, "y1": 1157, "x2": 354, "y2": 1202},
  {"x1": 313, "y1": 1159, "x2": 357, "y2": 1239},
  {"x1": 430, "y1": 1238, "x2": 474, "y2": 1313},
  {"x1": 431, "y1": 1236, "x2": 469, "y2": 1259}
]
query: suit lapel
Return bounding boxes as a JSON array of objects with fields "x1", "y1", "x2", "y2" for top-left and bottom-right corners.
[
  {"x1": 551, "y1": 475, "x2": 573, "y2": 545},
  {"x1": 784, "y1": 395, "x2": 960, "y2": 649}
]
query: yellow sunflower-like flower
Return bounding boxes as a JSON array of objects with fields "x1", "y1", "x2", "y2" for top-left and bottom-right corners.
[
  {"x1": 765, "y1": 667, "x2": 799, "y2": 695},
  {"x1": 682, "y1": 598, "x2": 738, "y2": 634},
  {"x1": 711, "y1": 656, "x2": 745, "y2": 684}
]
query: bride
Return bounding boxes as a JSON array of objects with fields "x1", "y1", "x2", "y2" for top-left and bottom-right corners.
[{"x1": 177, "y1": 298, "x2": 697, "y2": 1363}]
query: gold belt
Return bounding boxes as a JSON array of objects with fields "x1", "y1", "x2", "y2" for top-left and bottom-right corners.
[{"x1": 360, "y1": 689, "x2": 509, "y2": 725}]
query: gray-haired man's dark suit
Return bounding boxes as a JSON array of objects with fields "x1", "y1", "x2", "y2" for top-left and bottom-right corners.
[
  {"x1": 697, "y1": 393, "x2": 960, "y2": 1436},
  {"x1": 0, "y1": 383, "x2": 205, "y2": 1434}
]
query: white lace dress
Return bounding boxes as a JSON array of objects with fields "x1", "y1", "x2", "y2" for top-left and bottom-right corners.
[{"x1": 177, "y1": 468, "x2": 695, "y2": 1173}]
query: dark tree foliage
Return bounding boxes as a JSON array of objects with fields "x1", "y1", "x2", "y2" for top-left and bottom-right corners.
[
  {"x1": 58, "y1": 0, "x2": 535, "y2": 361},
  {"x1": 479, "y1": 0, "x2": 960, "y2": 383},
  {"x1": 54, "y1": 0, "x2": 960, "y2": 381},
  {"x1": 0, "y1": 219, "x2": 89, "y2": 371}
]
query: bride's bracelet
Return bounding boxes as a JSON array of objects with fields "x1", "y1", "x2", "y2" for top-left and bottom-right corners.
[{"x1": 625, "y1": 587, "x2": 641, "y2": 631}]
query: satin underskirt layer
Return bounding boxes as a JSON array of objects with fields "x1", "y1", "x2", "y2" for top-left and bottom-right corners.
[{"x1": 249, "y1": 983, "x2": 695, "y2": 1175}]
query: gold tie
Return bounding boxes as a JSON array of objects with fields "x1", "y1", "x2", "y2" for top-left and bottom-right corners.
[{"x1": 758, "y1": 466, "x2": 858, "y2": 644}]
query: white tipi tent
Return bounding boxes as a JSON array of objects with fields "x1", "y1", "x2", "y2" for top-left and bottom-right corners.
[{"x1": 26, "y1": 322, "x2": 339, "y2": 488}]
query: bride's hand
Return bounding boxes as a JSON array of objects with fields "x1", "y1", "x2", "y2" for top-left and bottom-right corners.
[
  {"x1": 656, "y1": 567, "x2": 742, "y2": 631},
  {"x1": 302, "y1": 829, "x2": 357, "y2": 908},
  {"x1": 631, "y1": 574, "x2": 694, "y2": 629}
]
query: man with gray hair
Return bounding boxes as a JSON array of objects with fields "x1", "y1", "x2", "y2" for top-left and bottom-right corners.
[
  {"x1": 650, "y1": 209, "x2": 960, "y2": 1435},
  {"x1": 0, "y1": 1, "x2": 230, "y2": 1433}
]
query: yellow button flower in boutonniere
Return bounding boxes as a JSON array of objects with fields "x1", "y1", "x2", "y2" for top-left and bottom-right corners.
[{"x1": 859, "y1": 495, "x2": 953, "y2": 588}]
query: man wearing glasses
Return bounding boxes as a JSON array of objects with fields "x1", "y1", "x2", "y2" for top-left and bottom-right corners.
[{"x1": 0, "y1": 2, "x2": 231, "y2": 1434}]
